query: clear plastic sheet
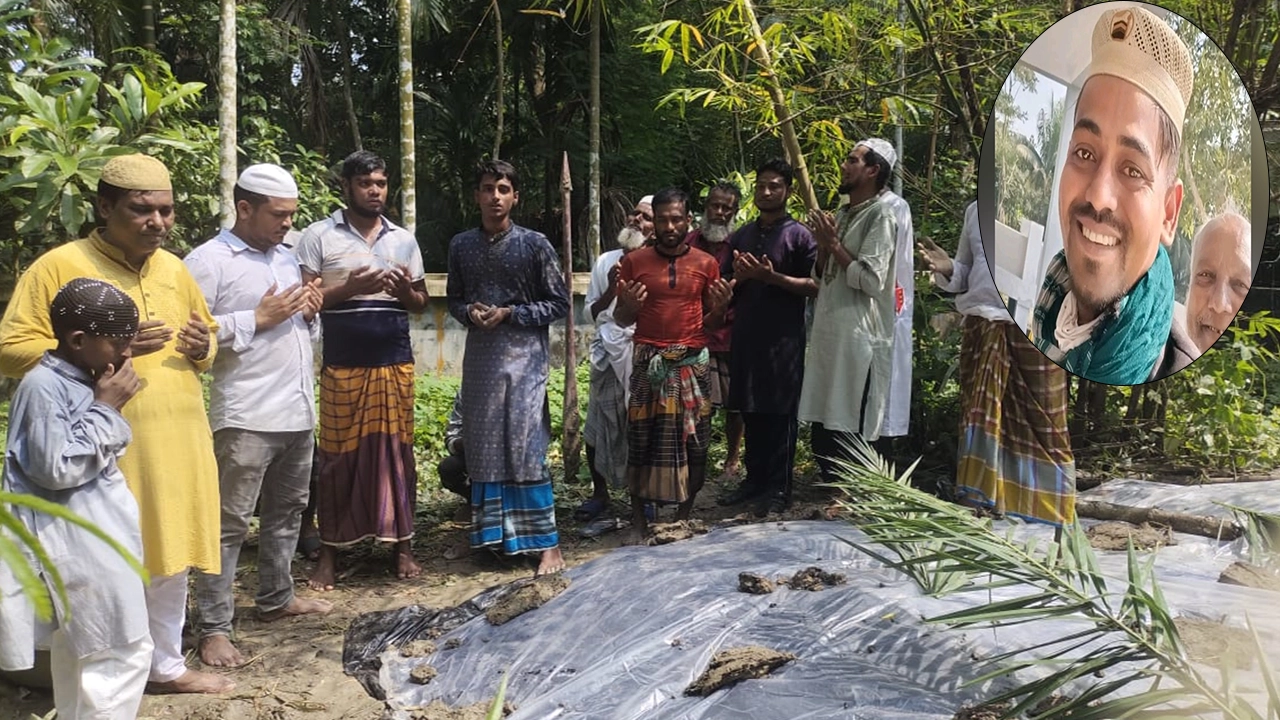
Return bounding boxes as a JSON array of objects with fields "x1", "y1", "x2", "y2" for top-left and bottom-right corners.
[{"x1": 348, "y1": 515, "x2": 1280, "y2": 719}]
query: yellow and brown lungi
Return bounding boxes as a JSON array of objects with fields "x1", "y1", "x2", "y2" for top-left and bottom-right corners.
[
  {"x1": 316, "y1": 364, "x2": 418, "y2": 545},
  {"x1": 955, "y1": 316, "x2": 1076, "y2": 526}
]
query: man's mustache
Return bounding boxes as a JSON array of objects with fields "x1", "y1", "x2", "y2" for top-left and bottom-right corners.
[{"x1": 1069, "y1": 201, "x2": 1128, "y2": 238}]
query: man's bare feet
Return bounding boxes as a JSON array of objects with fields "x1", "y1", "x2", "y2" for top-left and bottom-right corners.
[
  {"x1": 307, "y1": 545, "x2": 337, "y2": 591},
  {"x1": 198, "y1": 634, "x2": 244, "y2": 668},
  {"x1": 147, "y1": 668, "x2": 235, "y2": 695},
  {"x1": 715, "y1": 461, "x2": 741, "y2": 484},
  {"x1": 621, "y1": 527, "x2": 649, "y2": 546},
  {"x1": 260, "y1": 595, "x2": 334, "y2": 622},
  {"x1": 535, "y1": 547, "x2": 565, "y2": 576},
  {"x1": 395, "y1": 542, "x2": 422, "y2": 580}
]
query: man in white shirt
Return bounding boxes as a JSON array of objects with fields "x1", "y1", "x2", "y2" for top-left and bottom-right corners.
[
  {"x1": 576, "y1": 196, "x2": 652, "y2": 521},
  {"x1": 917, "y1": 201, "x2": 1075, "y2": 527},
  {"x1": 185, "y1": 164, "x2": 333, "y2": 669}
]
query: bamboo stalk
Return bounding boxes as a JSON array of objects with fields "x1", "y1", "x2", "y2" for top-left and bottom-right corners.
[
  {"x1": 1075, "y1": 499, "x2": 1243, "y2": 541},
  {"x1": 560, "y1": 152, "x2": 581, "y2": 483}
]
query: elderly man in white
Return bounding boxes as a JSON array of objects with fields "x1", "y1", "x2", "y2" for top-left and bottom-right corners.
[{"x1": 185, "y1": 164, "x2": 333, "y2": 669}]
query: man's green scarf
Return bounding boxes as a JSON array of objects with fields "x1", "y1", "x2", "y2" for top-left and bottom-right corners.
[{"x1": 1031, "y1": 244, "x2": 1172, "y2": 385}]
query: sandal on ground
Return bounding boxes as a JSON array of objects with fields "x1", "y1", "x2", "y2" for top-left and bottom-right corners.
[{"x1": 573, "y1": 497, "x2": 609, "y2": 522}]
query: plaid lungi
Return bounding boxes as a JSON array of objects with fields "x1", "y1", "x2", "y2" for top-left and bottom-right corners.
[
  {"x1": 470, "y1": 466, "x2": 559, "y2": 555},
  {"x1": 955, "y1": 316, "x2": 1076, "y2": 526},
  {"x1": 626, "y1": 344, "x2": 713, "y2": 503},
  {"x1": 707, "y1": 350, "x2": 732, "y2": 409},
  {"x1": 583, "y1": 361, "x2": 628, "y2": 488},
  {"x1": 316, "y1": 364, "x2": 418, "y2": 545}
]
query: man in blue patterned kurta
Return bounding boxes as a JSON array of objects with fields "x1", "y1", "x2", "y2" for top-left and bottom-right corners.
[{"x1": 446, "y1": 160, "x2": 570, "y2": 576}]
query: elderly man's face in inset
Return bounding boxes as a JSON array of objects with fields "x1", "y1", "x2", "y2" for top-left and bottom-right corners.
[
  {"x1": 1186, "y1": 215, "x2": 1251, "y2": 352},
  {"x1": 1057, "y1": 75, "x2": 1184, "y2": 317}
]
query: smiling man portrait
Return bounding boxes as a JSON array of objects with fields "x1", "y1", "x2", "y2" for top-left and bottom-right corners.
[{"x1": 1031, "y1": 5, "x2": 1200, "y2": 385}]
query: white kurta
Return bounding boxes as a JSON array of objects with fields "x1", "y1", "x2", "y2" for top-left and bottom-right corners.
[
  {"x1": 798, "y1": 197, "x2": 898, "y2": 440},
  {"x1": 879, "y1": 190, "x2": 914, "y2": 438}
]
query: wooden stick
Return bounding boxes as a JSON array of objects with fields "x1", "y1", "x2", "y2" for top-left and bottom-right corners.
[
  {"x1": 560, "y1": 152, "x2": 582, "y2": 483},
  {"x1": 1076, "y1": 499, "x2": 1243, "y2": 541}
]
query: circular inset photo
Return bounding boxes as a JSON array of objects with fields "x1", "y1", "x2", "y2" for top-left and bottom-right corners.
[{"x1": 977, "y1": 2, "x2": 1268, "y2": 386}]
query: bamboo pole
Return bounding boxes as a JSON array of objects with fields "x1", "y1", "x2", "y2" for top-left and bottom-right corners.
[{"x1": 561, "y1": 152, "x2": 582, "y2": 482}]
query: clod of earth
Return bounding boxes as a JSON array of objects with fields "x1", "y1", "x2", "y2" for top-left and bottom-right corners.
[
  {"x1": 1174, "y1": 617, "x2": 1257, "y2": 670},
  {"x1": 684, "y1": 646, "x2": 796, "y2": 696},
  {"x1": 407, "y1": 699, "x2": 514, "y2": 719},
  {"x1": 649, "y1": 520, "x2": 710, "y2": 545},
  {"x1": 738, "y1": 572, "x2": 775, "y2": 594},
  {"x1": 1028, "y1": 694, "x2": 1073, "y2": 717},
  {"x1": 399, "y1": 639, "x2": 437, "y2": 658},
  {"x1": 409, "y1": 664, "x2": 438, "y2": 685},
  {"x1": 485, "y1": 574, "x2": 572, "y2": 626},
  {"x1": 953, "y1": 701, "x2": 1012, "y2": 720},
  {"x1": 1085, "y1": 521, "x2": 1174, "y2": 551},
  {"x1": 1218, "y1": 561, "x2": 1280, "y2": 592},
  {"x1": 784, "y1": 566, "x2": 847, "y2": 591},
  {"x1": 443, "y1": 638, "x2": 463, "y2": 650}
]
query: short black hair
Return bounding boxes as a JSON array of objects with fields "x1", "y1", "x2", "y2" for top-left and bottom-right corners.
[
  {"x1": 476, "y1": 159, "x2": 520, "y2": 192},
  {"x1": 652, "y1": 187, "x2": 689, "y2": 215},
  {"x1": 755, "y1": 158, "x2": 794, "y2": 187},
  {"x1": 96, "y1": 181, "x2": 128, "y2": 207},
  {"x1": 862, "y1": 148, "x2": 892, "y2": 192},
  {"x1": 341, "y1": 150, "x2": 387, "y2": 181},
  {"x1": 233, "y1": 185, "x2": 269, "y2": 208},
  {"x1": 707, "y1": 181, "x2": 742, "y2": 205}
]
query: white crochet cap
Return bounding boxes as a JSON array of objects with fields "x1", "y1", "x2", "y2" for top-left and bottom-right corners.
[
  {"x1": 1082, "y1": 5, "x2": 1195, "y2": 136},
  {"x1": 857, "y1": 138, "x2": 897, "y2": 170},
  {"x1": 236, "y1": 163, "x2": 299, "y2": 199},
  {"x1": 638, "y1": 195, "x2": 654, "y2": 207}
]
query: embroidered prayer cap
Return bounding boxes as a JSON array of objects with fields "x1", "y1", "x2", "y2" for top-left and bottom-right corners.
[
  {"x1": 638, "y1": 195, "x2": 654, "y2": 207},
  {"x1": 1082, "y1": 5, "x2": 1194, "y2": 137},
  {"x1": 857, "y1": 138, "x2": 897, "y2": 170},
  {"x1": 50, "y1": 278, "x2": 140, "y2": 339},
  {"x1": 100, "y1": 153, "x2": 172, "y2": 192},
  {"x1": 237, "y1": 163, "x2": 299, "y2": 199}
]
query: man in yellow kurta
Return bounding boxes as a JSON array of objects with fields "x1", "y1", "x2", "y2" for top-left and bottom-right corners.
[{"x1": 0, "y1": 154, "x2": 232, "y2": 694}]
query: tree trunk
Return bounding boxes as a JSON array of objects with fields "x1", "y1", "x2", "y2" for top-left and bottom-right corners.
[
  {"x1": 493, "y1": 0, "x2": 504, "y2": 158},
  {"x1": 1076, "y1": 500, "x2": 1243, "y2": 541},
  {"x1": 338, "y1": 3, "x2": 363, "y2": 151},
  {"x1": 396, "y1": 0, "x2": 416, "y2": 231},
  {"x1": 139, "y1": 0, "x2": 156, "y2": 50},
  {"x1": 587, "y1": 0, "x2": 602, "y2": 264},
  {"x1": 560, "y1": 152, "x2": 582, "y2": 483},
  {"x1": 923, "y1": 98, "x2": 939, "y2": 218},
  {"x1": 218, "y1": 0, "x2": 237, "y2": 228},
  {"x1": 741, "y1": 0, "x2": 820, "y2": 212}
]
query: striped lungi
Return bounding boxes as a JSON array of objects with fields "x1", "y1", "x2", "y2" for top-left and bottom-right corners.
[
  {"x1": 955, "y1": 316, "x2": 1075, "y2": 526},
  {"x1": 470, "y1": 466, "x2": 559, "y2": 555},
  {"x1": 316, "y1": 364, "x2": 418, "y2": 545},
  {"x1": 626, "y1": 344, "x2": 713, "y2": 503},
  {"x1": 707, "y1": 351, "x2": 732, "y2": 409},
  {"x1": 583, "y1": 361, "x2": 628, "y2": 488}
]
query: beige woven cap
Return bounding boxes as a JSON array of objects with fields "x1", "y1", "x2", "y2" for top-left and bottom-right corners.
[
  {"x1": 100, "y1": 153, "x2": 172, "y2": 191},
  {"x1": 1083, "y1": 5, "x2": 1195, "y2": 137}
]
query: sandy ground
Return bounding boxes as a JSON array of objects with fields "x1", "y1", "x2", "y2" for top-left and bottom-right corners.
[{"x1": 0, "y1": 470, "x2": 844, "y2": 720}]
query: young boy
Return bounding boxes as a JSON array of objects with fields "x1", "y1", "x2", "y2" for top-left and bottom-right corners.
[{"x1": 0, "y1": 278, "x2": 150, "y2": 720}]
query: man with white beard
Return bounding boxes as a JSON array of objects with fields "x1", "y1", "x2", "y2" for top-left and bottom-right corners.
[
  {"x1": 576, "y1": 196, "x2": 655, "y2": 522},
  {"x1": 690, "y1": 182, "x2": 745, "y2": 485}
]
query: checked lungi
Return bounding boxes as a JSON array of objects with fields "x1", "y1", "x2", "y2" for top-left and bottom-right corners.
[
  {"x1": 954, "y1": 316, "x2": 1076, "y2": 526},
  {"x1": 626, "y1": 344, "x2": 713, "y2": 503}
]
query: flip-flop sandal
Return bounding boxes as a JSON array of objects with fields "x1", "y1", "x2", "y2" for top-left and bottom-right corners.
[
  {"x1": 573, "y1": 497, "x2": 609, "y2": 522},
  {"x1": 296, "y1": 535, "x2": 322, "y2": 561}
]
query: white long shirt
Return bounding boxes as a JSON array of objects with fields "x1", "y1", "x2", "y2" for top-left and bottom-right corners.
[
  {"x1": 935, "y1": 202, "x2": 1010, "y2": 322},
  {"x1": 184, "y1": 229, "x2": 318, "y2": 433}
]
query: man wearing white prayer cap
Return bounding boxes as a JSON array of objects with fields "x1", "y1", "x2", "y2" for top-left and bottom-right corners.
[
  {"x1": 184, "y1": 163, "x2": 332, "y2": 669},
  {"x1": 575, "y1": 193, "x2": 656, "y2": 522},
  {"x1": 800, "y1": 139, "x2": 899, "y2": 483},
  {"x1": 1032, "y1": 4, "x2": 1198, "y2": 384}
]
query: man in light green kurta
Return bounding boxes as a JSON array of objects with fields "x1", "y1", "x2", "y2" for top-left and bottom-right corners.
[{"x1": 801, "y1": 138, "x2": 899, "y2": 483}]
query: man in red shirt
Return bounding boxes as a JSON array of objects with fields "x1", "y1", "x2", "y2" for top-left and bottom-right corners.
[
  {"x1": 614, "y1": 188, "x2": 734, "y2": 545},
  {"x1": 689, "y1": 182, "x2": 745, "y2": 484}
]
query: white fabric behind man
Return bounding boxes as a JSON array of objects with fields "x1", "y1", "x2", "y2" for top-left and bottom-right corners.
[{"x1": 880, "y1": 189, "x2": 914, "y2": 438}]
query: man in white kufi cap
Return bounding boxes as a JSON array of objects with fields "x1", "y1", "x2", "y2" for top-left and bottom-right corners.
[
  {"x1": 1032, "y1": 4, "x2": 1198, "y2": 384},
  {"x1": 576, "y1": 193, "x2": 656, "y2": 522},
  {"x1": 800, "y1": 138, "x2": 899, "y2": 483},
  {"x1": 184, "y1": 163, "x2": 332, "y2": 669}
]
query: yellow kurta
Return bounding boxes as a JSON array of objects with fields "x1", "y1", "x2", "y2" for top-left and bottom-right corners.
[{"x1": 0, "y1": 231, "x2": 221, "y2": 577}]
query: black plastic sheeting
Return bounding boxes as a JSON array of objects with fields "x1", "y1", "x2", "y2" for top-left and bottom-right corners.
[{"x1": 345, "y1": 513, "x2": 1280, "y2": 719}]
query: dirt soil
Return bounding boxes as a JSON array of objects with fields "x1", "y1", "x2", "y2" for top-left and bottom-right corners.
[
  {"x1": 683, "y1": 646, "x2": 797, "y2": 697},
  {"x1": 784, "y1": 566, "x2": 847, "y2": 591},
  {"x1": 404, "y1": 699, "x2": 512, "y2": 720},
  {"x1": 737, "y1": 572, "x2": 775, "y2": 594},
  {"x1": 1174, "y1": 617, "x2": 1257, "y2": 670},
  {"x1": 0, "y1": 471, "x2": 845, "y2": 720},
  {"x1": 484, "y1": 574, "x2": 572, "y2": 626},
  {"x1": 408, "y1": 665, "x2": 437, "y2": 685},
  {"x1": 398, "y1": 640, "x2": 437, "y2": 658},
  {"x1": 1218, "y1": 561, "x2": 1280, "y2": 592},
  {"x1": 952, "y1": 701, "x2": 1012, "y2": 720},
  {"x1": 1086, "y1": 520, "x2": 1175, "y2": 551}
]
